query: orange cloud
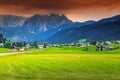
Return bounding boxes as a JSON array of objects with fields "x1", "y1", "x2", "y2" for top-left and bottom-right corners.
[{"x1": 0, "y1": 0, "x2": 119, "y2": 21}]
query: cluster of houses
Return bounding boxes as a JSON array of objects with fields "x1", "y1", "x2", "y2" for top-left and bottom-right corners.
[
  {"x1": 0, "y1": 40, "x2": 120, "y2": 52},
  {"x1": 52, "y1": 40, "x2": 120, "y2": 51},
  {"x1": 9, "y1": 43, "x2": 51, "y2": 52}
]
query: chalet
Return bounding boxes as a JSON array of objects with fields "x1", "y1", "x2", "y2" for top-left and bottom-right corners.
[
  {"x1": 0, "y1": 43, "x2": 4, "y2": 48},
  {"x1": 104, "y1": 46, "x2": 118, "y2": 51},
  {"x1": 38, "y1": 44, "x2": 44, "y2": 49},
  {"x1": 76, "y1": 43, "x2": 86, "y2": 47},
  {"x1": 105, "y1": 41, "x2": 112, "y2": 44},
  {"x1": 9, "y1": 46, "x2": 17, "y2": 52}
]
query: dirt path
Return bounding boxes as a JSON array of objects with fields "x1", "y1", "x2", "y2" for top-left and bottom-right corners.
[{"x1": 0, "y1": 49, "x2": 43, "y2": 56}]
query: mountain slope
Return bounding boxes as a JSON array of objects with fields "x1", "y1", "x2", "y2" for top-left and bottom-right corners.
[
  {"x1": 97, "y1": 15, "x2": 120, "y2": 24},
  {"x1": 47, "y1": 20, "x2": 120, "y2": 44}
]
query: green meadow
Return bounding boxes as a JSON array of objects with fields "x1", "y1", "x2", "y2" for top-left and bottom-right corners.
[{"x1": 0, "y1": 46, "x2": 120, "y2": 80}]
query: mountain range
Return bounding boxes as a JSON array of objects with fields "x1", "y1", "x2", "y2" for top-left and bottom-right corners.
[
  {"x1": 0, "y1": 14, "x2": 120, "y2": 43},
  {"x1": 0, "y1": 14, "x2": 95, "y2": 42}
]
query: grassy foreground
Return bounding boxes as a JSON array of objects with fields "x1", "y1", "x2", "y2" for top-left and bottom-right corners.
[{"x1": 0, "y1": 47, "x2": 120, "y2": 80}]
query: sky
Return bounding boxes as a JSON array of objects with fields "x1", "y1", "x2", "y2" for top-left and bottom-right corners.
[{"x1": 0, "y1": 0, "x2": 120, "y2": 22}]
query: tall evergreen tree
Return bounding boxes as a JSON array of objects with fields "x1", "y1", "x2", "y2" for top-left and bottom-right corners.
[{"x1": 0, "y1": 33, "x2": 3, "y2": 43}]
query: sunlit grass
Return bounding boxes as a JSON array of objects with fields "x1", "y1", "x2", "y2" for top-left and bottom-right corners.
[
  {"x1": 0, "y1": 48, "x2": 10, "y2": 53},
  {"x1": 0, "y1": 54, "x2": 120, "y2": 80},
  {"x1": 0, "y1": 45, "x2": 120, "y2": 80}
]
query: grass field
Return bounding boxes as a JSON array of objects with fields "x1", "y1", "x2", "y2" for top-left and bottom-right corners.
[
  {"x1": 0, "y1": 46, "x2": 120, "y2": 80},
  {"x1": 0, "y1": 48, "x2": 9, "y2": 53}
]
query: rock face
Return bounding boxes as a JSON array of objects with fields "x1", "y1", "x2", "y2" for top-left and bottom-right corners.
[
  {"x1": 0, "y1": 15, "x2": 26, "y2": 27},
  {"x1": 23, "y1": 14, "x2": 72, "y2": 32}
]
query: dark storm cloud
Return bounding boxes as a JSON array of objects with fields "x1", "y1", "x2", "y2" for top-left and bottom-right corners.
[
  {"x1": 0, "y1": 0, "x2": 120, "y2": 10},
  {"x1": 0, "y1": 0, "x2": 120, "y2": 21}
]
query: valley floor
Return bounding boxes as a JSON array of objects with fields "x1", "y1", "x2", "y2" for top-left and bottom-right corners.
[{"x1": 0, "y1": 46, "x2": 120, "y2": 80}]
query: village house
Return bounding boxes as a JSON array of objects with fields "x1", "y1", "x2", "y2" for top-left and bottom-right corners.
[
  {"x1": 9, "y1": 46, "x2": 17, "y2": 52},
  {"x1": 0, "y1": 43, "x2": 4, "y2": 48},
  {"x1": 38, "y1": 44, "x2": 44, "y2": 49}
]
